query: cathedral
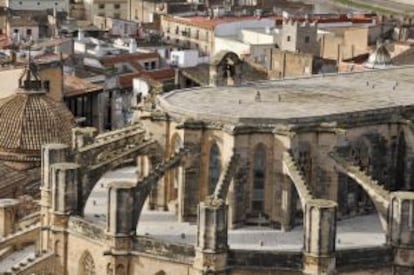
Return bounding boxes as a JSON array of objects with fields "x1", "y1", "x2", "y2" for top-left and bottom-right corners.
[
  {"x1": 0, "y1": 62, "x2": 75, "y2": 199},
  {"x1": 1, "y1": 60, "x2": 414, "y2": 274}
]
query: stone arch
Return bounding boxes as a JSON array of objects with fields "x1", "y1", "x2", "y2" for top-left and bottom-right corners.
[
  {"x1": 339, "y1": 134, "x2": 388, "y2": 217},
  {"x1": 78, "y1": 250, "x2": 95, "y2": 275},
  {"x1": 208, "y1": 142, "x2": 221, "y2": 196},
  {"x1": 294, "y1": 142, "x2": 312, "y2": 186},
  {"x1": 333, "y1": 133, "x2": 390, "y2": 231},
  {"x1": 106, "y1": 263, "x2": 113, "y2": 275},
  {"x1": 167, "y1": 133, "x2": 183, "y2": 205},
  {"x1": 210, "y1": 51, "x2": 242, "y2": 86},
  {"x1": 81, "y1": 141, "x2": 164, "y2": 214},
  {"x1": 116, "y1": 264, "x2": 126, "y2": 275},
  {"x1": 251, "y1": 143, "x2": 267, "y2": 216},
  {"x1": 145, "y1": 142, "x2": 166, "y2": 210},
  {"x1": 395, "y1": 131, "x2": 407, "y2": 190},
  {"x1": 289, "y1": 142, "x2": 313, "y2": 226}
]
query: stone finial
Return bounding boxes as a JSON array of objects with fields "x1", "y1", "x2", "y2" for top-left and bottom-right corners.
[
  {"x1": 106, "y1": 181, "x2": 136, "y2": 236},
  {"x1": 0, "y1": 199, "x2": 19, "y2": 237},
  {"x1": 196, "y1": 201, "x2": 228, "y2": 253},
  {"x1": 303, "y1": 199, "x2": 337, "y2": 275},
  {"x1": 41, "y1": 143, "x2": 69, "y2": 189},
  {"x1": 388, "y1": 192, "x2": 414, "y2": 273},
  {"x1": 71, "y1": 127, "x2": 98, "y2": 150},
  {"x1": 50, "y1": 162, "x2": 80, "y2": 214}
]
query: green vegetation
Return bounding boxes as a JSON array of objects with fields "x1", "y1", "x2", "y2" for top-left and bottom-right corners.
[{"x1": 333, "y1": 0, "x2": 398, "y2": 15}]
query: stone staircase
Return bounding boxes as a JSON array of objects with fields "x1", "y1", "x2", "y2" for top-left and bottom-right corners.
[
  {"x1": 329, "y1": 151, "x2": 390, "y2": 230},
  {"x1": 133, "y1": 148, "x2": 187, "y2": 225},
  {"x1": 282, "y1": 151, "x2": 314, "y2": 207},
  {"x1": 212, "y1": 153, "x2": 240, "y2": 201}
]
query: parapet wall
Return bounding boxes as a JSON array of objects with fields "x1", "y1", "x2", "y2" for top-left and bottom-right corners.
[{"x1": 336, "y1": 246, "x2": 393, "y2": 272}]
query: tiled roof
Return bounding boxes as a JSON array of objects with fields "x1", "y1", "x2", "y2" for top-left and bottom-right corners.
[
  {"x1": 118, "y1": 68, "x2": 175, "y2": 88},
  {"x1": 64, "y1": 74, "x2": 103, "y2": 97},
  {"x1": 0, "y1": 91, "x2": 76, "y2": 161},
  {"x1": 101, "y1": 52, "x2": 159, "y2": 67},
  {"x1": 164, "y1": 14, "x2": 374, "y2": 30},
  {"x1": 163, "y1": 15, "x2": 264, "y2": 30},
  {"x1": 0, "y1": 163, "x2": 27, "y2": 195}
]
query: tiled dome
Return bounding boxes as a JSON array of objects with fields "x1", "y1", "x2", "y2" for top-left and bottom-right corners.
[{"x1": 0, "y1": 63, "x2": 75, "y2": 162}]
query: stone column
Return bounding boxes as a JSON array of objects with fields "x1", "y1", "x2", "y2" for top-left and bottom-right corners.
[
  {"x1": 50, "y1": 163, "x2": 80, "y2": 216},
  {"x1": 315, "y1": 132, "x2": 338, "y2": 201},
  {"x1": 49, "y1": 162, "x2": 80, "y2": 275},
  {"x1": 193, "y1": 200, "x2": 228, "y2": 275},
  {"x1": 39, "y1": 144, "x2": 69, "y2": 253},
  {"x1": 105, "y1": 181, "x2": 135, "y2": 275},
  {"x1": 92, "y1": 93, "x2": 104, "y2": 132},
  {"x1": 179, "y1": 126, "x2": 202, "y2": 222},
  {"x1": 303, "y1": 199, "x2": 337, "y2": 275},
  {"x1": 227, "y1": 147, "x2": 249, "y2": 229},
  {"x1": 280, "y1": 175, "x2": 294, "y2": 231},
  {"x1": 0, "y1": 199, "x2": 19, "y2": 238},
  {"x1": 389, "y1": 192, "x2": 414, "y2": 275}
]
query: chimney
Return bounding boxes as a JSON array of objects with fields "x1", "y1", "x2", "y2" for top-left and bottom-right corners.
[
  {"x1": 77, "y1": 28, "x2": 84, "y2": 40},
  {"x1": 129, "y1": 38, "x2": 137, "y2": 53}
]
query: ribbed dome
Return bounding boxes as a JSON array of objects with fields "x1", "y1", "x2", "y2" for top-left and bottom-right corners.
[{"x1": 0, "y1": 91, "x2": 75, "y2": 162}]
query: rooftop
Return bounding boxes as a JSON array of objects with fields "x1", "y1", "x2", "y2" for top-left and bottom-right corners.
[
  {"x1": 84, "y1": 167, "x2": 385, "y2": 251},
  {"x1": 159, "y1": 66, "x2": 414, "y2": 125},
  {"x1": 164, "y1": 15, "x2": 273, "y2": 30},
  {"x1": 64, "y1": 73, "x2": 103, "y2": 97}
]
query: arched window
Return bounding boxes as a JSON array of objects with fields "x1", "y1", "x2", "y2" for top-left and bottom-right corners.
[
  {"x1": 116, "y1": 264, "x2": 126, "y2": 275},
  {"x1": 79, "y1": 251, "x2": 95, "y2": 275},
  {"x1": 208, "y1": 143, "x2": 221, "y2": 194},
  {"x1": 252, "y1": 144, "x2": 266, "y2": 214}
]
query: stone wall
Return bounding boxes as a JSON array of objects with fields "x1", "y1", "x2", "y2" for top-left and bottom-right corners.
[
  {"x1": 267, "y1": 48, "x2": 314, "y2": 79},
  {"x1": 336, "y1": 246, "x2": 393, "y2": 272},
  {"x1": 228, "y1": 249, "x2": 302, "y2": 270}
]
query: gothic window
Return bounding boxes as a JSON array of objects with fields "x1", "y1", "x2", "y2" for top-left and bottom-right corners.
[
  {"x1": 208, "y1": 143, "x2": 221, "y2": 194},
  {"x1": 79, "y1": 251, "x2": 95, "y2": 275},
  {"x1": 116, "y1": 264, "x2": 125, "y2": 275},
  {"x1": 252, "y1": 144, "x2": 266, "y2": 213}
]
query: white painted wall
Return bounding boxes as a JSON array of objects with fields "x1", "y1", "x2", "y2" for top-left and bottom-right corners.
[
  {"x1": 7, "y1": 0, "x2": 69, "y2": 11},
  {"x1": 10, "y1": 26, "x2": 39, "y2": 41},
  {"x1": 214, "y1": 18, "x2": 275, "y2": 37},
  {"x1": 170, "y1": 49, "x2": 199, "y2": 67},
  {"x1": 214, "y1": 36, "x2": 250, "y2": 56},
  {"x1": 240, "y1": 29, "x2": 277, "y2": 45}
]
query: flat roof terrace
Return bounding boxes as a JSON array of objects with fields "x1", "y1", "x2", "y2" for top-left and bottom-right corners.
[{"x1": 159, "y1": 66, "x2": 414, "y2": 125}]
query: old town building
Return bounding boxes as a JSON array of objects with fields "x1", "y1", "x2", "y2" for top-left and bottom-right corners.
[{"x1": 1, "y1": 63, "x2": 414, "y2": 274}]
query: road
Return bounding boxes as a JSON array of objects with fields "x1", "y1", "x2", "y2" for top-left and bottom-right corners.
[{"x1": 296, "y1": 0, "x2": 414, "y2": 14}]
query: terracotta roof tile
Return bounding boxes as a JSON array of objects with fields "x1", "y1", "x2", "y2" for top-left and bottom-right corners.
[
  {"x1": 0, "y1": 92, "x2": 76, "y2": 161},
  {"x1": 64, "y1": 74, "x2": 103, "y2": 97},
  {"x1": 101, "y1": 52, "x2": 159, "y2": 67},
  {"x1": 118, "y1": 68, "x2": 175, "y2": 88}
]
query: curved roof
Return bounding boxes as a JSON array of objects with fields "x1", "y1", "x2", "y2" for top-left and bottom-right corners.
[
  {"x1": 0, "y1": 91, "x2": 75, "y2": 162},
  {"x1": 158, "y1": 66, "x2": 414, "y2": 125}
]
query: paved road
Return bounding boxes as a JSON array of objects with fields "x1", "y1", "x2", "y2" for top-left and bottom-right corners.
[
  {"x1": 356, "y1": 0, "x2": 414, "y2": 14},
  {"x1": 298, "y1": 0, "x2": 414, "y2": 14}
]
